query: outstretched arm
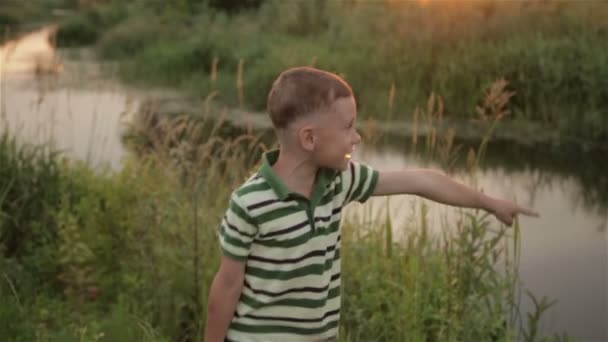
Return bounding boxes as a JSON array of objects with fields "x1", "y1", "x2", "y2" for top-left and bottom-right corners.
[{"x1": 373, "y1": 169, "x2": 539, "y2": 226}]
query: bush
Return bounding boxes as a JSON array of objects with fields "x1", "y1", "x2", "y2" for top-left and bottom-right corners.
[
  {"x1": 58, "y1": 13, "x2": 99, "y2": 46},
  {"x1": 58, "y1": 2, "x2": 128, "y2": 47},
  {"x1": 0, "y1": 13, "x2": 19, "y2": 30},
  {"x1": 96, "y1": 14, "x2": 168, "y2": 59},
  {"x1": 0, "y1": 294, "x2": 35, "y2": 342},
  {"x1": 0, "y1": 133, "x2": 63, "y2": 261}
]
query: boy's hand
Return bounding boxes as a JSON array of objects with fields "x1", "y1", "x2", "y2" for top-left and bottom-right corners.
[{"x1": 487, "y1": 197, "x2": 539, "y2": 226}]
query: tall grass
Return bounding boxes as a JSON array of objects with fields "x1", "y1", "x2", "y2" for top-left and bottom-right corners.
[
  {"x1": 341, "y1": 208, "x2": 518, "y2": 341},
  {"x1": 1, "y1": 74, "x2": 572, "y2": 341},
  {"x1": 0, "y1": 86, "x2": 273, "y2": 339},
  {"x1": 0, "y1": 127, "x2": 260, "y2": 340}
]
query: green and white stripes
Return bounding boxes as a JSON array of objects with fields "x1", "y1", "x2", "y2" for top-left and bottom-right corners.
[{"x1": 219, "y1": 150, "x2": 378, "y2": 341}]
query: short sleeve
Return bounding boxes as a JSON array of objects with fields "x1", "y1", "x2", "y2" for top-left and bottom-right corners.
[
  {"x1": 341, "y1": 161, "x2": 379, "y2": 205},
  {"x1": 219, "y1": 193, "x2": 258, "y2": 261}
]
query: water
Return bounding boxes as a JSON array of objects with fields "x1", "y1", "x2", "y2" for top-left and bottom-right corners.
[
  {"x1": 1, "y1": 74, "x2": 136, "y2": 170},
  {"x1": 2, "y1": 28, "x2": 607, "y2": 342},
  {"x1": 1, "y1": 27, "x2": 138, "y2": 170}
]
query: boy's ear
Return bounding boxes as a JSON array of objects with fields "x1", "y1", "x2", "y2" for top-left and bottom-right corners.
[{"x1": 298, "y1": 125, "x2": 315, "y2": 151}]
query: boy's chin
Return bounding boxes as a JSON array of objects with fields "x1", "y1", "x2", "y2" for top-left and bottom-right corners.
[
  {"x1": 334, "y1": 159, "x2": 351, "y2": 171},
  {"x1": 343, "y1": 159, "x2": 352, "y2": 170},
  {"x1": 317, "y1": 157, "x2": 351, "y2": 171}
]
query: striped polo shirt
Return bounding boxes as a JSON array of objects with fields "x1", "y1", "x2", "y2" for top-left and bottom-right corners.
[{"x1": 219, "y1": 149, "x2": 379, "y2": 341}]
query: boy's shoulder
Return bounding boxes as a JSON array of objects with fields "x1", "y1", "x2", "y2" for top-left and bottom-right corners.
[
  {"x1": 232, "y1": 172, "x2": 266, "y2": 199},
  {"x1": 229, "y1": 167, "x2": 343, "y2": 201},
  {"x1": 229, "y1": 171, "x2": 285, "y2": 213},
  {"x1": 228, "y1": 161, "x2": 376, "y2": 207}
]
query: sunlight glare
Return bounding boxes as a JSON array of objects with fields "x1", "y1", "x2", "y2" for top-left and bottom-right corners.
[{"x1": 0, "y1": 26, "x2": 62, "y2": 75}]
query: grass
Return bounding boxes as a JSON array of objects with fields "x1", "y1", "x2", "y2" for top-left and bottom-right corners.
[
  {"x1": 0, "y1": 130, "x2": 562, "y2": 341},
  {"x1": 342, "y1": 208, "x2": 520, "y2": 341},
  {"x1": 1, "y1": 128, "x2": 239, "y2": 341},
  {"x1": 0, "y1": 76, "x2": 574, "y2": 341}
]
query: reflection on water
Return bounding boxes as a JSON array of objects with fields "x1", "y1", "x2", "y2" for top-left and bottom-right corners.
[
  {"x1": 1, "y1": 29, "x2": 137, "y2": 170},
  {"x1": 1, "y1": 75, "x2": 136, "y2": 170},
  {"x1": 0, "y1": 26, "x2": 62, "y2": 74},
  {"x1": 474, "y1": 140, "x2": 608, "y2": 221},
  {"x1": 369, "y1": 134, "x2": 608, "y2": 219},
  {"x1": 347, "y1": 144, "x2": 607, "y2": 341}
]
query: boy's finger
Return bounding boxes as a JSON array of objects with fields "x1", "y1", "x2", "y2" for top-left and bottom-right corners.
[{"x1": 518, "y1": 206, "x2": 539, "y2": 217}]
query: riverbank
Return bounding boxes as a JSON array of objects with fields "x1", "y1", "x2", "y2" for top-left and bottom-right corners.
[
  {"x1": 47, "y1": 0, "x2": 608, "y2": 144},
  {"x1": 4, "y1": 1, "x2": 606, "y2": 143}
]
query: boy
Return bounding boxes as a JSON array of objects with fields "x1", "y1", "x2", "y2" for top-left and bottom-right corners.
[{"x1": 205, "y1": 67, "x2": 538, "y2": 341}]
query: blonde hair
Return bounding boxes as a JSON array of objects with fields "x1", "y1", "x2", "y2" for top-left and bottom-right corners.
[{"x1": 266, "y1": 67, "x2": 353, "y2": 129}]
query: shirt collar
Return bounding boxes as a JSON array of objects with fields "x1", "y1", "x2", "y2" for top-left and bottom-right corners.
[{"x1": 259, "y1": 149, "x2": 335, "y2": 203}]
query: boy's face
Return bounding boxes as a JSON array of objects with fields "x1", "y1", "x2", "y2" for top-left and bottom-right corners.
[{"x1": 309, "y1": 96, "x2": 361, "y2": 171}]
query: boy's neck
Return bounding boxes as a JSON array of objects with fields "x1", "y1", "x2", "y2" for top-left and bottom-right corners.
[{"x1": 272, "y1": 147, "x2": 318, "y2": 199}]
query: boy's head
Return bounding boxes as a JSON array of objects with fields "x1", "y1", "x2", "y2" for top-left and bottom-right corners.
[{"x1": 267, "y1": 67, "x2": 361, "y2": 170}]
